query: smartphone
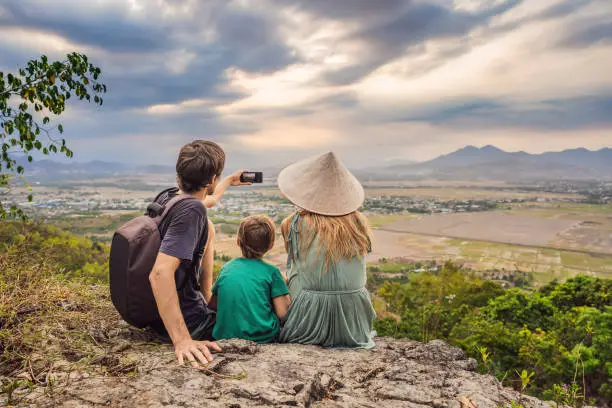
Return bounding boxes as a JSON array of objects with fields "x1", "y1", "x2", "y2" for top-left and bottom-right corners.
[{"x1": 240, "y1": 171, "x2": 263, "y2": 183}]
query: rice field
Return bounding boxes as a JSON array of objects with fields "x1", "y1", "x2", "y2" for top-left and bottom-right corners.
[
  {"x1": 368, "y1": 211, "x2": 612, "y2": 282},
  {"x1": 210, "y1": 191, "x2": 612, "y2": 282}
]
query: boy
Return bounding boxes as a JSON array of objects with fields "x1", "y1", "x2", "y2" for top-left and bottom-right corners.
[{"x1": 211, "y1": 216, "x2": 291, "y2": 343}]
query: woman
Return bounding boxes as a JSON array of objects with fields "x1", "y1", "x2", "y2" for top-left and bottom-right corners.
[{"x1": 278, "y1": 152, "x2": 376, "y2": 348}]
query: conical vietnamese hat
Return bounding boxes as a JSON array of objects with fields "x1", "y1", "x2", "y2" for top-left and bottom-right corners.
[{"x1": 278, "y1": 152, "x2": 365, "y2": 216}]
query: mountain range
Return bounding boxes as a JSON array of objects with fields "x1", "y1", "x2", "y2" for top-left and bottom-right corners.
[
  {"x1": 359, "y1": 145, "x2": 612, "y2": 181},
  {"x1": 11, "y1": 146, "x2": 612, "y2": 182}
]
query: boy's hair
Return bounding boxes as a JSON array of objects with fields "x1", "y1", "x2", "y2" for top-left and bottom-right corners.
[
  {"x1": 176, "y1": 140, "x2": 225, "y2": 194},
  {"x1": 237, "y1": 216, "x2": 276, "y2": 259}
]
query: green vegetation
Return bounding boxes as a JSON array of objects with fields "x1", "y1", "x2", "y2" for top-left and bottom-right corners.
[
  {"x1": 510, "y1": 202, "x2": 612, "y2": 218},
  {"x1": 49, "y1": 212, "x2": 141, "y2": 242},
  {"x1": 374, "y1": 262, "x2": 611, "y2": 406},
  {"x1": 0, "y1": 221, "x2": 108, "y2": 282},
  {"x1": 0, "y1": 222, "x2": 142, "y2": 405},
  {"x1": 1, "y1": 53, "x2": 106, "y2": 219}
]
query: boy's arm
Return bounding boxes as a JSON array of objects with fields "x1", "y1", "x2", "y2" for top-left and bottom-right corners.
[
  {"x1": 199, "y1": 219, "x2": 215, "y2": 303},
  {"x1": 272, "y1": 295, "x2": 291, "y2": 320},
  {"x1": 271, "y1": 268, "x2": 291, "y2": 320},
  {"x1": 149, "y1": 252, "x2": 221, "y2": 365},
  {"x1": 203, "y1": 169, "x2": 251, "y2": 208}
]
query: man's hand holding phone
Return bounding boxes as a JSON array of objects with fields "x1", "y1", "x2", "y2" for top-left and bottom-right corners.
[{"x1": 229, "y1": 169, "x2": 254, "y2": 186}]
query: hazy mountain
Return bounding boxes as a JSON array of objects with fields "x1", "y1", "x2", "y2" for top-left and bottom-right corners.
[
  {"x1": 12, "y1": 158, "x2": 128, "y2": 181},
  {"x1": 136, "y1": 164, "x2": 175, "y2": 174},
  {"x1": 9, "y1": 146, "x2": 612, "y2": 183},
  {"x1": 422, "y1": 145, "x2": 519, "y2": 167},
  {"x1": 11, "y1": 158, "x2": 285, "y2": 184},
  {"x1": 371, "y1": 146, "x2": 612, "y2": 181}
]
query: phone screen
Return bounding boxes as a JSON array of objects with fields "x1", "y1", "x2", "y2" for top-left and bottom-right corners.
[{"x1": 240, "y1": 172, "x2": 263, "y2": 183}]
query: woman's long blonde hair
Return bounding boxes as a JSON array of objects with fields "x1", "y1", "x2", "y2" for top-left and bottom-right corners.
[{"x1": 281, "y1": 209, "x2": 373, "y2": 270}]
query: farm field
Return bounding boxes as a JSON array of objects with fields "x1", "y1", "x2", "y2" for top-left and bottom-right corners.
[
  {"x1": 252, "y1": 186, "x2": 580, "y2": 201},
  {"x1": 369, "y1": 230, "x2": 612, "y2": 281},
  {"x1": 363, "y1": 187, "x2": 579, "y2": 201},
  {"x1": 366, "y1": 204, "x2": 612, "y2": 282},
  {"x1": 380, "y1": 212, "x2": 579, "y2": 248},
  {"x1": 27, "y1": 180, "x2": 612, "y2": 283}
]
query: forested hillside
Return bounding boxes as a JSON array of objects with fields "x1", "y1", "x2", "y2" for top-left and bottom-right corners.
[{"x1": 375, "y1": 262, "x2": 611, "y2": 406}]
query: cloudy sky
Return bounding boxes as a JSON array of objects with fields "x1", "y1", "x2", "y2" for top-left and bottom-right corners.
[{"x1": 1, "y1": 0, "x2": 611, "y2": 169}]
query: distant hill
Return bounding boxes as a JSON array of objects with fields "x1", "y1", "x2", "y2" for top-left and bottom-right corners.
[
  {"x1": 368, "y1": 145, "x2": 612, "y2": 181},
  {"x1": 13, "y1": 158, "x2": 128, "y2": 181},
  {"x1": 14, "y1": 158, "x2": 282, "y2": 183},
  {"x1": 9, "y1": 146, "x2": 612, "y2": 183}
]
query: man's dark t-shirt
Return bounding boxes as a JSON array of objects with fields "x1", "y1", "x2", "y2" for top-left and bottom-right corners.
[{"x1": 153, "y1": 188, "x2": 213, "y2": 333}]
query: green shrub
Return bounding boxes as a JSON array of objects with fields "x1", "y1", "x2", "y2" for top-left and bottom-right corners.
[{"x1": 374, "y1": 262, "x2": 611, "y2": 405}]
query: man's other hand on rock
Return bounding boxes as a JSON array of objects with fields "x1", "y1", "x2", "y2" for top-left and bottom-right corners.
[{"x1": 174, "y1": 339, "x2": 222, "y2": 367}]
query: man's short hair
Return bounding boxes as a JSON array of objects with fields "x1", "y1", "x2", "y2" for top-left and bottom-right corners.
[
  {"x1": 176, "y1": 140, "x2": 225, "y2": 194},
  {"x1": 237, "y1": 216, "x2": 276, "y2": 259}
]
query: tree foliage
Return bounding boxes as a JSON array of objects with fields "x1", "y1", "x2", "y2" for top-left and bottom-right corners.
[
  {"x1": 0, "y1": 53, "x2": 106, "y2": 219},
  {"x1": 0, "y1": 221, "x2": 108, "y2": 282},
  {"x1": 374, "y1": 264, "x2": 611, "y2": 405},
  {"x1": 375, "y1": 261, "x2": 505, "y2": 342}
]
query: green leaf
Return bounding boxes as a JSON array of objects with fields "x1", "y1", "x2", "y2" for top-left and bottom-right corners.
[{"x1": 58, "y1": 124, "x2": 63, "y2": 134}]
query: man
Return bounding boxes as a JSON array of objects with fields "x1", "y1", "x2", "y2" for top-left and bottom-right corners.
[{"x1": 149, "y1": 140, "x2": 247, "y2": 366}]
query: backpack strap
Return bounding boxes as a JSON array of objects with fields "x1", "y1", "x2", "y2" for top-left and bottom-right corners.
[
  {"x1": 157, "y1": 194, "x2": 196, "y2": 226},
  {"x1": 152, "y1": 187, "x2": 178, "y2": 204},
  {"x1": 190, "y1": 219, "x2": 209, "y2": 292}
]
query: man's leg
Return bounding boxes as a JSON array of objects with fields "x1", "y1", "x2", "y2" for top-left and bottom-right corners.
[
  {"x1": 149, "y1": 309, "x2": 215, "y2": 342},
  {"x1": 188, "y1": 308, "x2": 216, "y2": 341}
]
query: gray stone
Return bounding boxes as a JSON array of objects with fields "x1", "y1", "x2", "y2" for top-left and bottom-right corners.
[{"x1": 13, "y1": 338, "x2": 556, "y2": 408}]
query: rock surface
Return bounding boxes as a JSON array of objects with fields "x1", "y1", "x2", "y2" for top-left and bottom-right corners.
[{"x1": 16, "y1": 338, "x2": 553, "y2": 408}]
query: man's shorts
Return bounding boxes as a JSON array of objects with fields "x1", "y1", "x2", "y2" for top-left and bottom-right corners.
[{"x1": 149, "y1": 308, "x2": 216, "y2": 342}]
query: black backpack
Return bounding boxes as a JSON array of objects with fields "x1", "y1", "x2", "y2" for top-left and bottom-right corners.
[{"x1": 109, "y1": 189, "x2": 204, "y2": 328}]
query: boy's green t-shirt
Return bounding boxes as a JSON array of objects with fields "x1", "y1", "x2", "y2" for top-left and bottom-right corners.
[{"x1": 212, "y1": 258, "x2": 289, "y2": 343}]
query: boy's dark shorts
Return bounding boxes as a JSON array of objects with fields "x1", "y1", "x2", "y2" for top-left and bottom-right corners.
[{"x1": 149, "y1": 309, "x2": 216, "y2": 342}]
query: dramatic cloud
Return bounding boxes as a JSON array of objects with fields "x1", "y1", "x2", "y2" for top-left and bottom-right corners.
[{"x1": 0, "y1": 0, "x2": 610, "y2": 168}]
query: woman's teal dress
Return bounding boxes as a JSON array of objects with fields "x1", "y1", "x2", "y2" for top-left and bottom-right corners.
[{"x1": 279, "y1": 214, "x2": 376, "y2": 348}]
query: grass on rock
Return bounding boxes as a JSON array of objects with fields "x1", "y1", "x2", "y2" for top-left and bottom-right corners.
[{"x1": 0, "y1": 222, "x2": 161, "y2": 405}]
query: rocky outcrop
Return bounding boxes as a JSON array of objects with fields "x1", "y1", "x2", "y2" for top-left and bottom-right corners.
[{"x1": 16, "y1": 337, "x2": 556, "y2": 408}]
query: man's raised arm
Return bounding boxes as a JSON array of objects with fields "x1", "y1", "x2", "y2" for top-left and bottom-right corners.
[
  {"x1": 203, "y1": 169, "x2": 252, "y2": 208},
  {"x1": 149, "y1": 252, "x2": 221, "y2": 366}
]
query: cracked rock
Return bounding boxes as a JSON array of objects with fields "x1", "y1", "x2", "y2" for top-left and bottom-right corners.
[{"x1": 11, "y1": 337, "x2": 555, "y2": 408}]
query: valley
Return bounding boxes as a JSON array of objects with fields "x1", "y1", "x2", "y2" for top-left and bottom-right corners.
[{"x1": 8, "y1": 175, "x2": 611, "y2": 285}]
